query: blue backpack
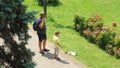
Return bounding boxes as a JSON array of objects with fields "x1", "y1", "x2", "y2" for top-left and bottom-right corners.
[{"x1": 33, "y1": 21, "x2": 39, "y2": 31}]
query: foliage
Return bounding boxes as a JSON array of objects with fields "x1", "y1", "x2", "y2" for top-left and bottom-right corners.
[
  {"x1": 74, "y1": 15, "x2": 87, "y2": 33},
  {"x1": 87, "y1": 14, "x2": 103, "y2": 31},
  {"x1": 24, "y1": 0, "x2": 120, "y2": 68},
  {"x1": 97, "y1": 30, "x2": 112, "y2": 49},
  {"x1": 0, "y1": 0, "x2": 36, "y2": 67},
  {"x1": 113, "y1": 35, "x2": 120, "y2": 58},
  {"x1": 37, "y1": 0, "x2": 43, "y2": 5},
  {"x1": 37, "y1": 0, "x2": 60, "y2": 6},
  {"x1": 74, "y1": 14, "x2": 120, "y2": 58},
  {"x1": 114, "y1": 35, "x2": 120, "y2": 48}
]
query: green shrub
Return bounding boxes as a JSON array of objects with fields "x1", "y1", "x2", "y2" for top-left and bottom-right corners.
[
  {"x1": 87, "y1": 14, "x2": 103, "y2": 31},
  {"x1": 113, "y1": 35, "x2": 120, "y2": 58},
  {"x1": 105, "y1": 45, "x2": 114, "y2": 55},
  {"x1": 74, "y1": 15, "x2": 87, "y2": 33},
  {"x1": 97, "y1": 30, "x2": 113, "y2": 49},
  {"x1": 83, "y1": 28, "x2": 91, "y2": 39},
  {"x1": 74, "y1": 14, "x2": 120, "y2": 58},
  {"x1": 74, "y1": 15, "x2": 115, "y2": 49},
  {"x1": 88, "y1": 14, "x2": 103, "y2": 22},
  {"x1": 114, "y1": 35, "x2": 120, "y2": 48}
]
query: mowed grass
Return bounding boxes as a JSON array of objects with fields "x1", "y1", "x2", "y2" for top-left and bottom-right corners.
[{"x1": 24, "y1": 0, "x2": 120, "y2": 68}]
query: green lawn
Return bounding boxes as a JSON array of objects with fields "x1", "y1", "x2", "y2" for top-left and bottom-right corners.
[{"x1": 24, "y1": 0, "x2": 120, "y2": 68}]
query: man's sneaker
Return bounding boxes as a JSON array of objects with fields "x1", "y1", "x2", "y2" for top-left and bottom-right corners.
[
  {"x1": 43, "y1": 49, "x2": 50, "y2": 51},
  {"x1": 40, "y1": 51, "x2": 45, "y2": 54}
]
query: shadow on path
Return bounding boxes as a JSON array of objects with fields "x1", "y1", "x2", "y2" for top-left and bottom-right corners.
[
  {"x1": 42, "y1": 51, "x2": 54, "y2": 60},
  {"x1": 56, "y1": 59, "x2": 69, "y2": 64},
  {"x1": 42, "y1": 51, "x2": 69, "y2": 64}
]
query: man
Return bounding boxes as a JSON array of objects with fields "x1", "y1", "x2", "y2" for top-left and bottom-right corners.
[{"x1": 37, "y1": 12, "x2": 49, "y2": 54}]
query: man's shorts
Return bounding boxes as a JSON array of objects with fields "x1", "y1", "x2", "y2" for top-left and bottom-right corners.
[{"x1": 37, "y1": 33, "x2": 47, "y2": 42}]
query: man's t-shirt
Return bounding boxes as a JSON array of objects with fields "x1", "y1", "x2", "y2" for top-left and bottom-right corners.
[{"x1": 37, "y1": 18, "x2": 46, "y2": 34}]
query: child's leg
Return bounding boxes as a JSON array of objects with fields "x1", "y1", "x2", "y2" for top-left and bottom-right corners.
[
  {"x1": 54, "y1": 46, "x2": 57, "y2": 59},
  {"x1": 56, "y1": 47, "x2": 59, "y2": 58},
  {"x1": 55, "y1": 47, "x2": 61, "y2": 60},
  {"x1": 54, "y1": 54, "x2": 57, "y2": 59}
]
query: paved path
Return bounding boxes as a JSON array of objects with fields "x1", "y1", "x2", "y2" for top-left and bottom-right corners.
[{"x1": 26, "y1": 27, "x2": 86, "y2": 68}]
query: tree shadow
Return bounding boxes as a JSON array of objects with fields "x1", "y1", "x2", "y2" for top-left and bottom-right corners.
[
  {"x1": 37, "y1": 0, "x2": 62, "y2": 7},
  {"x1": 53, "y1": 22, "x2": 74, "y2": 30},
  {"x1": 47, "y1": 14, "x2": 74, "y2": 29},
  {"x1": 47, "y1": 1, "x2": 62, "y2": 7}
]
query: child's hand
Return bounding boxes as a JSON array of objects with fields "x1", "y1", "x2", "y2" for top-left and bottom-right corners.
[{"x1": 60, "y1": 45, "x2": 63, "y2": 48}]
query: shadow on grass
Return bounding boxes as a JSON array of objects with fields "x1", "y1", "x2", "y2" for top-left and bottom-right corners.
[
  {"x1": 37, "y1": 0, "x2": 62, "y2": 7},
  {"x1": 52, "y1": 22, "x2": 74, "y2": 30},
  {"x1": 47, "y1": 13, "x2": 74, "y2": 29},
  {"x1": 47, "y1": 2, "x2": 62, "y2": 7}
]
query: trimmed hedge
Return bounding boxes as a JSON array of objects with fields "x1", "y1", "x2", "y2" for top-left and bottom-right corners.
[{"x1": 74, "y1": 14, "x2": 120, "y2": 58}]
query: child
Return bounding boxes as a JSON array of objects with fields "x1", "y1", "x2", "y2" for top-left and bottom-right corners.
[{"x1": 53, "y1": 31, "x2": 62, "y2": 60}]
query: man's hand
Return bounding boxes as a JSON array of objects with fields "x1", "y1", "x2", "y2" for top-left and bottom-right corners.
[
  {"x1": 39, "y1": 18, "x2": 45, "y2": 29},
  {"x1": 42, "y1": 18, "x2": 45, "y2": 22}
]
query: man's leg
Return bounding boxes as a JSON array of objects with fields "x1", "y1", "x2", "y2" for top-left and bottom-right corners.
[
  {"x1": 38, "y1": 41, "x2": 42, "y2": 52},
  {"x1": 43, "y1": 39, "x2": 46, "y2": 50},
  {"x1": 39, "y1": 41, "x2": 45, "y2": 54},
  {"x1": 43, "y1": 39, "x2": 50, "y2": 51},
  {"x1": 43, "y1": 34, "x2": 49, "y2": 51},
  {"x1": 37, "y1": 33, "x2": 42, "y2": 52},
  {"x1": 37, "y1": 33, "x2": 45, "y2": 54}
]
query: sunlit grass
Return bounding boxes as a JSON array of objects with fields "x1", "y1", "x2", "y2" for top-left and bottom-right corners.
[{"x1": 24, "y1": 0, "x2": 120, "y2": 68}]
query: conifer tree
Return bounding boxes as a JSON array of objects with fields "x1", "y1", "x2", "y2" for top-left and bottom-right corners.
[{"x1": 0, "y1": 0, "x2": 36, "y2": 67}]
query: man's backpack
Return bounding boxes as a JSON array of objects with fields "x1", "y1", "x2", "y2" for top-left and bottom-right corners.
[{"x1": 33, "y1": 21, "x2": 39, "y2": 31}]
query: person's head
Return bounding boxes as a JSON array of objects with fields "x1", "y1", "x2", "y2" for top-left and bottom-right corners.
[
  {"x1": 55, "y1": 31, "x2": 60, "y2": 36},
  {"x1": 40, "y1": 12, "x2": 45, "y2": 18}
]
